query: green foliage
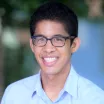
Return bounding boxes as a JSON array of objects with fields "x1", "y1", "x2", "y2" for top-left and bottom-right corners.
[
  {"x1": 4, "y1": 45, "x2": 39, "y2": 87},
  {"x1": 0, "y1": 0, "x2": 88, "y2": 26}
]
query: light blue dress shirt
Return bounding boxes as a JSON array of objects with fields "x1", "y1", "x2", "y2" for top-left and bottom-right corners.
[{"x1": 1, "y1": 65, "x2": 104, "y2": 104}]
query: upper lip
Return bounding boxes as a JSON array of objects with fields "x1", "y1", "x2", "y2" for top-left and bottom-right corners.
[
  {"x1": 41, "y1": 55, "x2": 59, "y2": 58},
  {"x1": 42, "y1": 56, "x2": 58, "y2": 59}
]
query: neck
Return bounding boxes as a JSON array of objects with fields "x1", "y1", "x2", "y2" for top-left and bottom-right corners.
[{"x1": 40, "y1": 64, "x2": 71, "y2": 101}]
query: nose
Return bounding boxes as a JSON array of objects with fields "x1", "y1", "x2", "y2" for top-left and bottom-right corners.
[{"x1": 43, "y1": 40, "x2": 56, "y2": 53}]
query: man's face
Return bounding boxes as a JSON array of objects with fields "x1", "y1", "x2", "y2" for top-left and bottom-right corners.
[{"x1": 30, "y1": 20, "x2": 79, "y2": 75}]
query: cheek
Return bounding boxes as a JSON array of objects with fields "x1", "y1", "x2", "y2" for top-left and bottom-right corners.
[
  {"x1": 57, "y1": 47, "x2": 71, "y2": 64},
  {"x1": 60, "y1": 44, "x2": 72, "y2": 57},
  {"x1": 33, "y1": 47, "x2": 41, "y2": 58}
]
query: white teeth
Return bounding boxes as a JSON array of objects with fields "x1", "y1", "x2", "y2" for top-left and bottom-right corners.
[{"x1": 44, "y1": 58, "x2": 57, "y2": 62}]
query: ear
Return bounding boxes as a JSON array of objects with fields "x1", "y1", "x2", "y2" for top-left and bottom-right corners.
[
  {"x1": 71, "y1": 37, "x2": 80, "y2": 53},
  {"x1": 30, "y1": 38, "x2": 34, "y2": 52}
]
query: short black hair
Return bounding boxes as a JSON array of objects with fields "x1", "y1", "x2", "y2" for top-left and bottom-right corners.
[{"x1": 30, "y1": 1, "x2": 78, "y2": 38}]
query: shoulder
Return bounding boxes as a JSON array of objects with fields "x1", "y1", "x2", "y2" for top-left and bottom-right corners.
[
  {"x1": 77, "y1": 75, "x2": 104, "y2": 104},
  {"x1": 1, "y1": 74, "x2": 39, "y2": 104},
  {"x1": 6, "y1": 73, "x2": 38, "y2": 91}
]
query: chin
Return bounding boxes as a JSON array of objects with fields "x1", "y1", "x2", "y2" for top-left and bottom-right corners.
[{"x1": 40, "y1": 66, "x2": 62, "y2": 75}]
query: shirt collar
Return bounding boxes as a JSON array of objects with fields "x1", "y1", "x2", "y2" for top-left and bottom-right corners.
[
  {"x1": 22, "y1": 72, "x2": 42, "y2": 97},
  {"x1": 32, "y1": 65, "x2": 79, "y2": 98},
  {"x1": 63, "y1": 65, "x2": 79, "y2": 99},
  {"x1": 32, "y1": 71, "x2": 44, "y2": 97}
]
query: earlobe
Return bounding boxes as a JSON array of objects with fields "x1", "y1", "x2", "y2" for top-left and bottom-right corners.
[{"x1": 71, "y1": 37, "x2": 80, "y2": 53}]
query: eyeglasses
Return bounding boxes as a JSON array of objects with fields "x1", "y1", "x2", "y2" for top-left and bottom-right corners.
[{"x1": 31, "y1": 35, "x2": 75, "y2": 47}]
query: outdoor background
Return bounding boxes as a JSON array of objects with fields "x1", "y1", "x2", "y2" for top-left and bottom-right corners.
[{"x1": 0, "y1": 0, "x2": 104, "y2": 100}]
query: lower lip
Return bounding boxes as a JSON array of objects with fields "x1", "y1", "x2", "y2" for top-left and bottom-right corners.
[{"x1": 42, "y1": 58, "x2": 58, "y2": 67}]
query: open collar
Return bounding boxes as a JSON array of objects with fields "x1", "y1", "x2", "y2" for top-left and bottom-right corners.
[
  {"x1": 31, "y1": 65, "x2": 79, "y2": 99},
  {"x1": 63, "y1": 65, "x2": 79, "y2": 99}
]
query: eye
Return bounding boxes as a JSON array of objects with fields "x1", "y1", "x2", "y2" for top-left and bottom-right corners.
[
  {"x1": 36, "y1": 37, "x2": 45, "y2": 42},
  {"x1": 53, "y1": 37, "x2": 64, "y2": 42},
  {"x1": 33, "y1": 37, "x2": 46, "y2": 45},
  {"x1": 38, "y1": 37, "x2": 45, "y2": 41}
]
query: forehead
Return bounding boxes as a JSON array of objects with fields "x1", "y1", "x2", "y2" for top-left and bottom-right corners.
[{"x1": 35, "y1": 20, "x2": 69, "y2": 37}]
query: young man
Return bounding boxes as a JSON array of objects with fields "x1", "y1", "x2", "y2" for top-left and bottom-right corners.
[{"x1": 1, "y1": 2, "x2": 104, "y2": 104}]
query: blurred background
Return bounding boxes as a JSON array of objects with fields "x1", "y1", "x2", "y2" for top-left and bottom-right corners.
[{"x1": 0, "y1": 0, "x2": 104, "y2": 100}]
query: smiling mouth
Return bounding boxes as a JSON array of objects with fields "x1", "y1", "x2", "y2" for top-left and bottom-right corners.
[{"x1": 42, "y1": 57, "x2": 58, "y2": 67}]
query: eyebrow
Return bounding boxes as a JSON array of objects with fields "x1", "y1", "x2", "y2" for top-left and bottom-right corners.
[{"x1": 34, "y1": 34, "x2": 69, "y2": 37}]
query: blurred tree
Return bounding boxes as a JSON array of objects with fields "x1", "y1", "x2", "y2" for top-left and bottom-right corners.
[
  {"x1": 0, "y1": 8, "x2": 5, "y2": 99},
  {"x1": 0, "y1": 0, "x2": 88, "y2": 27},
  {"x1": 0, "y1": 0, "x2": 104, "y2": 25},
  {"x1": 85, "y1": 0, "x2": 104, "y2": 18}
]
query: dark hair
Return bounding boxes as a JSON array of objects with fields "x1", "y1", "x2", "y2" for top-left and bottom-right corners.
[{"x1": 30, "y1": 1, "x2": 78, "y2": 38}]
